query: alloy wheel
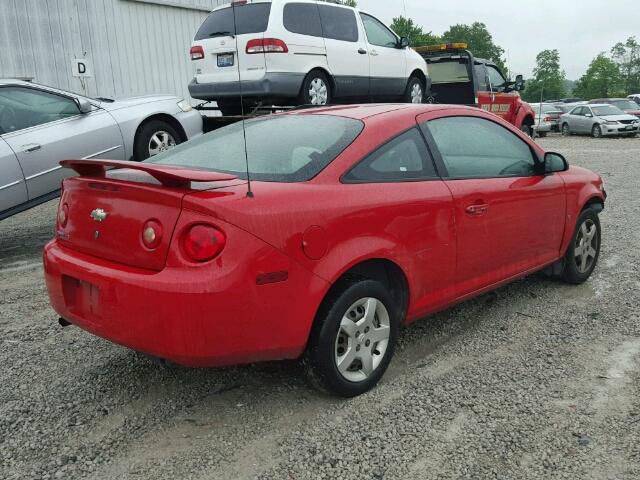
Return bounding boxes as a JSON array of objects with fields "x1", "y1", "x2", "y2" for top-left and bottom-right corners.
[
  {"x1": 592, "y1": 125, "x2": 602, "y2": 138},
  {"x1": 574, "y1": 219, "x2": 598, "y2": 273},
  {"x1": 148, "y1": 131, "x2": 177, "y2": 157},
  {"x1": 334, "y1": 297, "x2": 391, "y2": 382},
  {"x1": 308, "y1": 78, "x2": 328, "y2": 105},
  {"x1": 562, "y1": 124, "x2": 570, "y2": 136},
  {"x1": 410, "y1": 83, "x2": 423, "y2": 103}
]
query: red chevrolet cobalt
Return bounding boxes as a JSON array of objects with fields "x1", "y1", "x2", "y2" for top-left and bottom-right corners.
[{"x1": 44, "y1": 104, "x2": 606, "y2": 397}]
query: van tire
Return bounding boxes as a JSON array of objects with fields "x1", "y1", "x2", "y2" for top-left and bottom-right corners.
[
  {"x1": 300, "y1": 71, "x2": 332, "y2": 106},
  {"x1": 403, "y1": 76, "x2": 425, "y2": 104}
]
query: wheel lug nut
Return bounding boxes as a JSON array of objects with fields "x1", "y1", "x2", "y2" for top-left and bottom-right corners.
[{"x1": 365, "y1": 340, "x2": 371, "y2": 347}]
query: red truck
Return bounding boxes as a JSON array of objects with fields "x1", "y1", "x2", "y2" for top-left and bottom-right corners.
[{"x1": 416, "y1": 43, "x2": 536, "y2": 135}]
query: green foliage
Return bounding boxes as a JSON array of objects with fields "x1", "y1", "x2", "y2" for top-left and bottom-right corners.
[
  {"x1": 610, "y1": 37, "x2": 640, "y2": 94},
  {"x1": 441, "y1": 22, "x2": 507, "y2": 72},
  {"x1": 573, "y1": 54, "x2": 623, "y2": 99},
  {"x1": 522, "y1": 49, "x2": 566, "y2": 102},
  {"x1": 390, "y1": 16, "x2": 440, "y2": 47}
]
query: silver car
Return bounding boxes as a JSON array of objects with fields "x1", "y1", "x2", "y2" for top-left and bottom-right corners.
[
  {"x1": 530, "y1": 103, "x2": 564, "y2": 136},
  {"x1": 559, "y1": 104, "x2": 640, "y2": 138},
  {"x1": 0, "y1": 80, "x2": 203, "y2": 220}
]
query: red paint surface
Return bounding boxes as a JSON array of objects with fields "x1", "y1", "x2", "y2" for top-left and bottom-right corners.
[{"x1": 44, "y1": 105, "x2": 605, "y2": 367}]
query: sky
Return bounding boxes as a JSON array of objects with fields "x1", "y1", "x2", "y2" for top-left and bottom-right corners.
[{"x1": 357, "y1": 0, "x2": 639, "y2": 80}]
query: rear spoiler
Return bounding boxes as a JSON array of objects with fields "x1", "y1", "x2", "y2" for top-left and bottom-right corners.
[{"x1": 60, "y1": 159, "x2": 237, "y2": 188}]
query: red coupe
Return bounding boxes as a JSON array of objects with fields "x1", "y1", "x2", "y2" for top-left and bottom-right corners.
[{"x1": 44, "y1": 104, "x2": 606, "y2": 397}]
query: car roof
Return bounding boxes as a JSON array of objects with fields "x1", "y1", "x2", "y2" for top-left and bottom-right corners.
[{"x1": 293, "y1": 103, "x2": 475, "y2": 120}]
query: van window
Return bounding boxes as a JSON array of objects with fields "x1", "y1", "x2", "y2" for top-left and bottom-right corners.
[
  {"x1": 283, "y1": 3, "x2": 323, "y2": 37},
  {"x1": 318, "y1": 5, "x2": 358, "y2": 42},
  {"x1": 194, "y1": 3, "x2": 271, "y2": 40},
  {"x1": 360, "y1": 14, "x2": 397, "y2": 48}
]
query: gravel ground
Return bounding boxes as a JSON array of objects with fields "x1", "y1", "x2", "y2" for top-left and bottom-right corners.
[{"x1": 1, "y1": 135, "x2": 639, "y2": 480}]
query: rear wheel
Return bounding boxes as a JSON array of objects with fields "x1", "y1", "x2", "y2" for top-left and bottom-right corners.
[
  {"x1": 538, "y1": 131, "x2": 547, "y2": 138},
  {"x1": 592, "y1": 124, "x2": 603, "y2": 138},
  {"x1": 560, "y1": 209, "x2": 601, "y2": 284},
  {"x1": 403, "y1": 76, "x2": 425, "y2": 104},
  {"x1": 305, "y1": 279, "x2": 399, "y2": 397},
  {"x1": 133, "y1": 120, "x2": 181, "y2": 161},
  {"x1": 300, "y1": 71, "x2": 331, "y2": 106},
  {"x1": 561, "y1": 123, "x2": 571, "y2": 136}
]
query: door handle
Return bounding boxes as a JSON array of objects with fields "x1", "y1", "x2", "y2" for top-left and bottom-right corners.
[
  {"x1": 465, "y1": 203, "x2": 490, "y2": 216},
  {"x1": 358, "y1": 48, "x2": 367, "y2": 55},
  {"x1": 22, "y1": 143, "x2": 42, "y2": 153}
]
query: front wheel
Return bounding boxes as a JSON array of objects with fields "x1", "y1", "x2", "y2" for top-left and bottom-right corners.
[
  {"x1": 300, "y1": 71, "x2": 332, "y2": 106},
  {"x1": 592, "y1": 124, "x2": 603, "y2": 138},
  {"x1": 305, "y1": 279, "x2": 399, "y2": 397},
  {"x1": 560, "y1": 209, "x2": 601, "y2": 284},
  {"x1": 404, "y1": 76, "x2": 425, "y2": 104},
  {"x1": 133, "y1": 120, "x2": 181, "y2": 161}
]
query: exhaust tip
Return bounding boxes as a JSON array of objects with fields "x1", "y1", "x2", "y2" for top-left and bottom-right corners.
[{"x1": 58, "y1": 317, "x2": 72, "y2": 327}]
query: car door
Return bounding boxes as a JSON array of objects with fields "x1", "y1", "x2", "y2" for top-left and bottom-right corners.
[
  {"x1": 419, "y1": 111, "x2": 566, "y2": 297},
  {"x1": 0, "y1": 137, "x2": 28, "y2": 216},
  {"x1": 358, "y1": 13, "x2": 406, "y2": 98},
  {"x1": 482, "y1": 64, "x2": 518, "y2": 123},
  {"x1": 317, "y1": 4, "x2": 370, "y2": 98},
  {"x1": 0, "y1": 85, "x2": 124, "y2": 201}
]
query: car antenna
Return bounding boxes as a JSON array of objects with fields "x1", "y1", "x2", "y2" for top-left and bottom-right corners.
[{"x1": 231, "y1": 2, "x2": 253, "y2": 198}]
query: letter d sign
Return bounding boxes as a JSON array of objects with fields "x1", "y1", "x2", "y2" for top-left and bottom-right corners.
[{"x1": 72, "y1": 58, "x2": 92, "y2": 78}]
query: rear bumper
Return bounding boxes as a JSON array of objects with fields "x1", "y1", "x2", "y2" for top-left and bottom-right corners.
[
  {"x1": 43, "y1": 234, "x2": 328, "y2": 367},
  {"x1": 188, "y1": 73, "x2": 306, "y2": 101}
]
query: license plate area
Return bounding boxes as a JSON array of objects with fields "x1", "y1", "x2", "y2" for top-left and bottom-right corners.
[
  {"x1": 217, "y1": 53, "x2": 234, "y2": 68},
  {"x1": 62, "y1": 275, "x2": 101, "y2": 322}
]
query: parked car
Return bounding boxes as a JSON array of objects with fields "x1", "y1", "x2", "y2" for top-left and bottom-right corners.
[
  {"x1": 552, "y1": 102, "x2": 586, "y2": 114},
  {"x1": 45, "y1": 104, "x2": 606, "y2": 397},
  {"x1": 628, "y1": 94, "x2": 640, "y2": 106},
  {"x1": 530, "y1": 103, "x2": 563, "y2": 136},
  {"x1": 188, "y1": 0, "x2": 429, "y2": 115},
  {"x1": 0, "y1": 80, "x2": 202, "y2": 220},
  {"x1": 560, "y1": 104, "x2": 640, "y2": 138},
  {"x1": 416, "y1": 43, "x2": 535, "y2": 135},
  {"x1": 588, "y1": 98, "x2": 640, "y2": 117}
]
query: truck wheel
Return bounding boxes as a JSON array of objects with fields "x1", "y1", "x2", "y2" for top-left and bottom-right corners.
[
  {"x1": 591, "y1": 125, "x2": 603, "y2": 138},
  {"x1": 404, "y1": 76, "x2": 425, "y2": 104},
  {"x1": 304, "y1": 279, "x2": 399, "y2": 397},
  {"x1": 520, "y1": 124, "x2": 533, "y2": 137},
  {"x1": 133, "y1": 120, "x2": 181, "y2": 161},
  {"x1": 300, "y1": 71, "x2": 332, "y2": 106}
]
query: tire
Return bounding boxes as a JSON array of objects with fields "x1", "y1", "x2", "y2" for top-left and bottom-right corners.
[
  {"x1": 217, "y1": 99, "x2": 245, "y2": 116},
  {"x1": 520, "y1": 124, "x2": 533, "y2": 137},
  {"x1": 591, "y1": 124, "x2": 603, "y2": 138},
  {"x1": 403, "y1": 76, "x2": 425, "y2": 104},
  {"x1": 299, "y1": 71, "x2": 332, "y2": 106},
  {"x1": 561, "y1": 123, "x2": 571, "y2": 136},
  {"x1": 538, "y1": 131, "x2": 547, "y2": 138},
  {"x1": 133, "y1": 120, "x2": 181, "y2": 161},
  {"x1": 305, "y1": 279, "x2": 400, "y2": 397},
  {"x1": 559, "y1": 209, "x2": 601, "y2": 284}
]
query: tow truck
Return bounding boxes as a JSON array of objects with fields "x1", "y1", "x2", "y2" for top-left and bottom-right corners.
[{"x1": 415, "y1": 43, "x2": 536, "y2": 135}]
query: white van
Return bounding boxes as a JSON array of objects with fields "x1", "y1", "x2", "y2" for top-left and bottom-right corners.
[{"x1": 188, "y1": 0, "x2": 429, "y2": 115}]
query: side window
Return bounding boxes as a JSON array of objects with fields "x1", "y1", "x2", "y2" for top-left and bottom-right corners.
[
  {"x1": 0, "y1": 87, "x2": 80, "y2": 134},
  {"x1": 360, "y1": 13, "x2": 397, "y2": 48},
  {"x1": 283, "y1": 3, "x2": 322, "y2": 37},
  {"x1": 318, "y1": 5, "x2": 358, "y2": 42},
  {"x1": 486, "y1": 65, "x2": 506, "y2": 91},
  {"x1": 343, "y1": 128, "x2": 437, "y2": 182},
  {"x1": 424, "y1": 117, "x2": 537, "y2": 179},
  {"x1": 474, "y1": 64, "x2": 488, "y2": 91}
]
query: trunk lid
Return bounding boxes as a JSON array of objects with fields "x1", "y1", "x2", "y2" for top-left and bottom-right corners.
[{"x1": 57, "y1": 160, "x2": 241, "y2": 271}]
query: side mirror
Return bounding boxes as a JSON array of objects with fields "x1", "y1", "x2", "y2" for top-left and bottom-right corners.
[
  {"x1": 544, "y1": 152, "x2": 569, "y2": 174},
  {"x1": 398, "y1": 37, "x2": 410, "y2": 49},
  {"x1": 514, "y1": 74, "x2": 525, "y2": 92},
  {"x1": 75, "y1": 98, "x2": 92, "y2": 114}
]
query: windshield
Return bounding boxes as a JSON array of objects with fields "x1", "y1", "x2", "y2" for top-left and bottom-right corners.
[
  {"x1": 147, "y1": 115, "x2": 364, "y2": 182},
  {"x1": 428, "y1": 60, "x2": 471, "y2": 84},
  {"x1": 592, "y1": 105, "x2": 625, "y2": 117},
  {"x1": 194, "y1": 3, "x2": 271, "y2": 40},
  {"x1": 612, "y1": 100, "x2": 639, "y2": 110}
]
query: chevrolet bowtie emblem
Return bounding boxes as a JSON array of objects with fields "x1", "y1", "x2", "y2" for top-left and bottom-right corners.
[{"x1": 90, "y1": 208, "x2": 108, "y2": 222}]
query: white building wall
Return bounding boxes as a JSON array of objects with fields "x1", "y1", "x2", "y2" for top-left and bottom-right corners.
[{"x1": 0, "y1": 0, "x2": 230, "y2": 102}]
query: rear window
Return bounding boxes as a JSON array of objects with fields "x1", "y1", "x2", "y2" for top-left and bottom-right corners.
[
  {"x1": 428, "y1": 61, "x2": 471, "y2": 84},
  {"x1": 283, "y1": 3, "x2": 323, "y2": 37},
  {"x1": 194, "y1": 3, "x2": 271, "y2": 40},
  {"x1": 147, "y1": 115, "x2": 364, "y2": 182}
]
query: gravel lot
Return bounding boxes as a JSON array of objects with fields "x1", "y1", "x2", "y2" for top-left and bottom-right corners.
[{"x1": 1, "y1": 135, "x2": 639, "y2": 480}]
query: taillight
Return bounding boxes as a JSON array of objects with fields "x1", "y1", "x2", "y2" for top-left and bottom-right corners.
[
  {"x1": 57, "y1": 203, "x2": 69, "y2": 228},
  {"x1": 142, "y1": 220, "x2": 163, "y2": 250},
  {"x1": 182, "y1": 224, "x2": 226, "y2": 262},
  {"x1": 246, "y1": 38, "x2": 289, "y2": 54},
  {"x1": 190, "y1": 45, "x2": 205, "y2": 60}
]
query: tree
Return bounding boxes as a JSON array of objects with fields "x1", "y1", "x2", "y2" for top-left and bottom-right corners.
[
  {"x1": 573, "y1": 54, "x2": 623, "y2": 99},
  {"x1": 611, "y1": 37, "x2": 640, "y2": 95},
  {"x1": 441, "y1": 22, "x2": 507, "y2": 72},
  {"x1": 522, "y1": 49, "x2": 566, "y2": 102},
  {"x1": 390, "y1": 16, "x2": 440, "y2": 47}
]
